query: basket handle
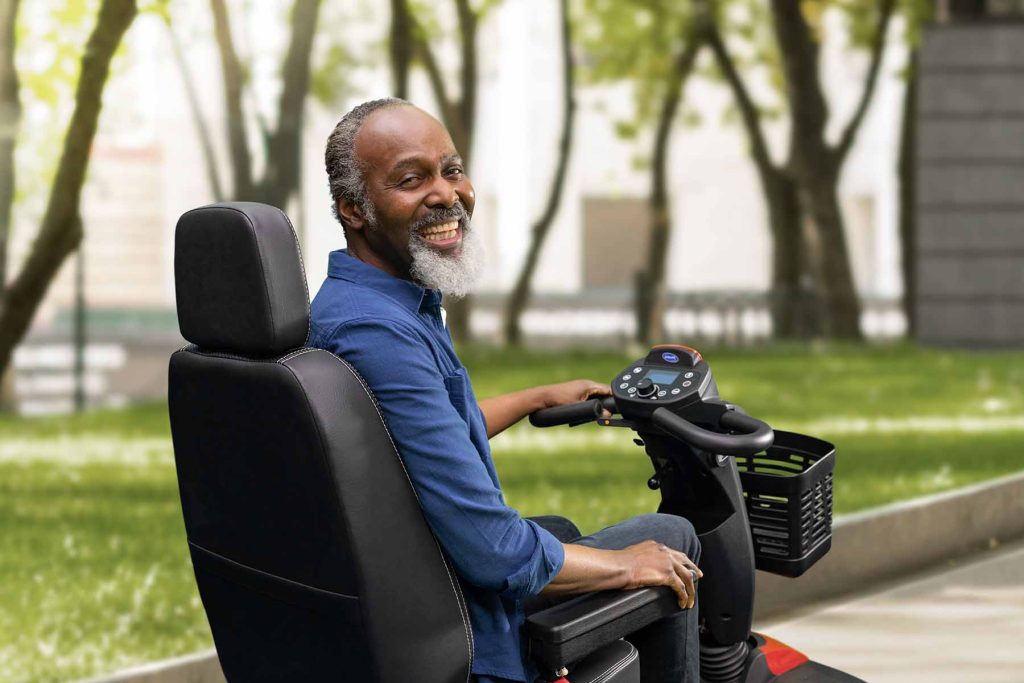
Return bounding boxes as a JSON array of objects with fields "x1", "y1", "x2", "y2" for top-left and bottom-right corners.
[{"x1": 651, "y1": 407, "x2": 774, "y2": 456}]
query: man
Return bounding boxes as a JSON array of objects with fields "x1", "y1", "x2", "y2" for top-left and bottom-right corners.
[{"x1": 310, "y1": 98, "x2": 702, "y2": 683}]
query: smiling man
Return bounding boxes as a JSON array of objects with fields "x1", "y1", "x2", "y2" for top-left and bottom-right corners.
[{"x1": 310, "y1": 98, "x2": 702, "y2": 683}]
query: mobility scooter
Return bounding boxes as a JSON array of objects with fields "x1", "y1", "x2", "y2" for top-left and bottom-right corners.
[
  {"x1": 528, "y1": 345, "x2": 863, "y2": 682},
  {"x1": 169, "y1": 202, "x2": 863, "y2": 682}
]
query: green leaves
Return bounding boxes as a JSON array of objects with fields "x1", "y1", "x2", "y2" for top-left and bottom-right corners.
[
  {"x1": 310, "y1": 41, "x2": 357, "y2": 108},
  {"x1": 580, "y1": 0, "x2": 701, "y2": 136}
]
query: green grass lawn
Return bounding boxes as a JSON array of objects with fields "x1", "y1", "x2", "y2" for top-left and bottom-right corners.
[{"x1": 1, "y1": 343, "x2": 1023, "y2": 681}]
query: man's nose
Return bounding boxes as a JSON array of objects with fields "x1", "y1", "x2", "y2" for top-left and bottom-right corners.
[{"x1": 425, "y1": 176, "x2": 458, "y2": 208}]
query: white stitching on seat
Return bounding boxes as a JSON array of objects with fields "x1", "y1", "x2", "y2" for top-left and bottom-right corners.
[
  {"x1": 277, "y1": 348, "x2": 318, "y2": 364},
  {"x1": 186, "y1": 348, "x2": 293, "y2": 363},
  {"x1": 283, "y1": 349, "x2": 474, "y2": 682},
  {"x1": 588, "y1": 642, "x2": 639, "y2": 683},
  {"x1": 278, "y1": 208, "x2": 311, "y2": 346}
]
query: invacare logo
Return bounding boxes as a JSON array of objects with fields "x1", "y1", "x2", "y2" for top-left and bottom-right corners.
[{"x1": 661, "y1": 352, "x2": 679, "y2": 363}]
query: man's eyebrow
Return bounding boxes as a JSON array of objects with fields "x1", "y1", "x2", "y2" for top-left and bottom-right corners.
[
  {"x1": 388, "y1": 156, "x2": 424, "y2": 174},
  {"x1": 387, "y1": 153, "x2": 463, "y2": 175}
]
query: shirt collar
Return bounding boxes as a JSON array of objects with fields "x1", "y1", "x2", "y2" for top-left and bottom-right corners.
[{"x1": 327, "y1": 249, "x2": 443, "y2": 314}]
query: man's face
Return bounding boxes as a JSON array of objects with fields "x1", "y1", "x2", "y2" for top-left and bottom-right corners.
[{"x1": 344, "y1": 106, "x2": 478, "y2": 291}]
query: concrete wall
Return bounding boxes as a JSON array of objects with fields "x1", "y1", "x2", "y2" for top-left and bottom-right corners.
[{"x1": 916, "y1": 23, "x2": 1024, "y2": 346}]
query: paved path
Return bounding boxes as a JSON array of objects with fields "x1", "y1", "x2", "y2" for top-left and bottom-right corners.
[{"x1": 756, "y1": 540, "x2": 1024, "y2": 682}]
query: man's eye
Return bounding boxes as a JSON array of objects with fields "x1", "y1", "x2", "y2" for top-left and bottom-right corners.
[
  {"x1": 399, "y1": 175, "x2": 420, "y2": 186},
  {"x1": 446, "y1": 167, "x2": 464, "y2": 178}
]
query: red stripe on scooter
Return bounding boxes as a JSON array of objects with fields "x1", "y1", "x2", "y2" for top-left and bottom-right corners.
[{"x1": 759, "y1": 635, "x2": 809, "y2": 675}]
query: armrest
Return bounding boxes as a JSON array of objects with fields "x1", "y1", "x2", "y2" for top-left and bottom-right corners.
[{"x1": 526, "y1": 587, "x2": 682, "y2": 674}]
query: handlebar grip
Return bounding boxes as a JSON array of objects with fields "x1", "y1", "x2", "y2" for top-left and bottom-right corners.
[
  {"x1": 719, "y1": 411, "x2": 774, "y2": 452},
  {"x1": 529, "y1": 398, "x2": 604, "y2": 428},
  {"x1": 651, "y1": 408, "x2": 774, "y2": 456}
]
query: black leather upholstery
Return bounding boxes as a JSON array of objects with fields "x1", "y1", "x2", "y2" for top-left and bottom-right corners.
[
  {"x1": 562, "y1": 639, "x2": 639, "y2": 683},
  {"x1": 175, "y1": 202, "x2": 309, "y2": 356},
  {"x1": 527, "y1": 587, "x2": 678, "y2": 675},
  {"x1": 169, "y1": 347, "x2": 473, "y2": 681}
]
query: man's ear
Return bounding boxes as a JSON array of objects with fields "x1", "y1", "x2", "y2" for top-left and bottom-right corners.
[{"x1": 337, "y1": 198, "x2": 366, "y2": 231}]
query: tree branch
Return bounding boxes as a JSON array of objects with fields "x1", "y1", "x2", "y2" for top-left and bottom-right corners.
[
  {"x1": 210, "y1": 0, "x2": 253, "y2": 198},
  {"x1": 833, "y1": 0, "x2": 896, "y2": 163},
  {"x1": 163, "y1": 17, "x2": 224, "y2": 201},
  {"x1": 413, "y1": 27, "x2": 454, "y2": 122},
  {"x1": 706, "y1": 11, "x2": 775, "y2": 176}
]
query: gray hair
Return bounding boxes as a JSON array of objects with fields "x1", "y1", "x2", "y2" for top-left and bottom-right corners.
[{"x1": 325, "y1": 97, "x2": 411, "y2": 229}]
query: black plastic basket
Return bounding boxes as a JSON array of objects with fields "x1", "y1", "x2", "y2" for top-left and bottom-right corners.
[{"x1": 735, "y1": 430, "x2": 835, "y2": 578}]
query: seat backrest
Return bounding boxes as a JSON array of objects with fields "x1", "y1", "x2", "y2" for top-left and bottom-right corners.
[{"x1": 169, "y1": 202, "x2": 472, "y2": 682}]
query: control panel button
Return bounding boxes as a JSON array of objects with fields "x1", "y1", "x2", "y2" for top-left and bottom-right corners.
[
  {"x1": 682, "y1": 380, "x2": 692, "y2": 387},
  {"x1": 627, "y1": 387, "x2": 637, "y2": 394},
  {"x1": 684, "y1": 371, "x2": 694, "y2": 379},
  {"x1": 657, "y1": 390, "x2": 667, "y2": 397},
  {"x1": 633, "y1": 367, "x2": 642, "y2": 374},
  {"x1": 671, "y1": 388, "x2": 681, "y2": 395},
  {"x1": 622, "y1": 374, "x2": 632, "y2": 380},
  {"x1": 636, "y1": 378, "x2": 657, "y2": 397},
  {"x1": 619, "y1": 382, "x2": 629, "y2": 389}
]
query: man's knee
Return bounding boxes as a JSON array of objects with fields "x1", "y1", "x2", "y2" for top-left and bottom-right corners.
[{"x1": 636, "y1": 513, "x2": 700, "y2": 561}]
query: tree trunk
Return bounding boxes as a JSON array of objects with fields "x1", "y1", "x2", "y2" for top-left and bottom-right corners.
[
  {"x1": 0, "y1": 0, "x2": 19, "y2": 297},
  {"x1": 768, "y1": 0, "x2": 895, "y2": 340},
  {"x1": 0, "y1": 0, "x2": 16, "y2": 410},
  {"x1": 210, "y1": 0, "x2": 253, "y2": 199},
  {"x1": 898, "y1": 49, "x2": 917, "y2": 338},
  {"x1": 799, "y1": 170, "x2": 862, "y2": 337},
  {"x1": 503, "y1": 0, "x2": 575, "y2": 346},
  {"x1": 258, "y1": 0, "x2": 322, "y2": 211},
  {"x1": 437, "y1": 0, "x2": 478, "y2": 344},
  {"x1": 635, "y1": 28, "x2": 704, "y2": 346},
  {"x1": 390, "y1": 0, "x2": 412, "y2": 98},
  {"x1": 763, "y1": 171, "x2": 808, "y2": 337},
  {"x1": 707, "y1": 13, "x2": 809, "y2": 339},
  {"x1": 0, "y1": 0, "x2": 137, "y2": 380}
]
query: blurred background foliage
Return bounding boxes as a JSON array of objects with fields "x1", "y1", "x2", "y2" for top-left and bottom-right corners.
[{"x1": 0, "y1": 0, "x2": 1022, "y2": 680}]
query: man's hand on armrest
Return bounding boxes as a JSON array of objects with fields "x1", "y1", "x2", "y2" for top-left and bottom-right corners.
[
  {"x1": 542, "y1": 542, "x2": 702, "y2": 610},
  {"x1": 478, "y1": 379, "x2": 611, "y2": 438}
]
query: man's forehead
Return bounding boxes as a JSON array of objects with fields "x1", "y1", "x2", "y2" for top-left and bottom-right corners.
[{"x1": 355, "y1": 106, "x2": 457, "y2": 170}]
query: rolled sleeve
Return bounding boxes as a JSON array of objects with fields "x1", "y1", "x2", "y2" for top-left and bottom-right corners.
[{"x1": 322, "y1": 317, "x2": 564, "y2": 600}]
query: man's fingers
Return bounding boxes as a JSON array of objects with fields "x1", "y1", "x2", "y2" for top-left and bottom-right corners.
[
  {"x1": 669, "y1": 573, "x2": 689, "y2": 610},
  {"x1": 674, "y1": 558, "x2": 697, "y2": 609},
  {"x1": 669, "y1": 549, "x2": 704, "y2": 578}
]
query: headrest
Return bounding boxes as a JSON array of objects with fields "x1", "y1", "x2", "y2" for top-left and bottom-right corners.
[{"x1": 175, "y1": 202, "x2": 309, "y2": 356}]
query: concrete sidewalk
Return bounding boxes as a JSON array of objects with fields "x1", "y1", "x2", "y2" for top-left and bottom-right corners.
[{"x1": 757, "y1": 540, "x2": 1024, "y2": 682}]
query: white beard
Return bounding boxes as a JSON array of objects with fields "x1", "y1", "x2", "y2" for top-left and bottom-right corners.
[{"x1": 408, "y1": 224, "x2": 484, "y2": 299}]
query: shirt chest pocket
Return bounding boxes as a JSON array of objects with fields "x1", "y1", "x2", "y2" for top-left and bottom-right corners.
[{"x1": 443, "y1": 369, "x2": 470, "y2": 423}]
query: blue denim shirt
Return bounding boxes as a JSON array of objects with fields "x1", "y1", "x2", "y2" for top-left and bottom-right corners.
[{"x1": 309, "y1": 250, "x2": 565, "y2": 682}]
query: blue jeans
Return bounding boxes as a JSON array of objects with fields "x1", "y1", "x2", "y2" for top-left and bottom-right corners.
[{"x1": 528, "y1": 513, "x2": 701, "y2": 683}]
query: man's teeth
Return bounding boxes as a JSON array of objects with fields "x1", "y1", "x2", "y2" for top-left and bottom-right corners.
[{"x1": 421, "y1": 220, "x2": 459, "y2": 242}]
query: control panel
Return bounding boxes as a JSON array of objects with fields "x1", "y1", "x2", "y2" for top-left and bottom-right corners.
[{"x1": 612, "y1": 345, "x2": 712, "y2": 418}]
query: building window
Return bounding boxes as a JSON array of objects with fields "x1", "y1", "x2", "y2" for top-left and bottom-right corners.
[{"x1": 582, "y1": 196, "x2": 651, "y2": 288}]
